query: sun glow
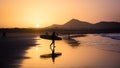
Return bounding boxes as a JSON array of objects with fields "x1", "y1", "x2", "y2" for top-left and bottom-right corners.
[{"x1": 35, "y1": 24, "x2": 40, "y2": 28}]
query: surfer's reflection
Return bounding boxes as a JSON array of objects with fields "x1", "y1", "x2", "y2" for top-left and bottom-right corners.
[{"x1": 40, "y1": 46, "x2": 62, "y2": 63}]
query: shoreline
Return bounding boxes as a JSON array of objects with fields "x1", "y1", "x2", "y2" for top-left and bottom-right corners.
[
  {"x1": 21, "y1": 33, "x2": 120, "y2": 68},
  {"x1": 1, "y1": 33, "x2": 120, "y2": 68},
  {"x1": 0, "y1": 33, "x2": 39, "y2": 68}
]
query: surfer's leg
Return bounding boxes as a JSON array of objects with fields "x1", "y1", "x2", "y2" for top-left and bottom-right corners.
[
  {"x1": 50, "y1": 42, "x2": 53, "y2": 50},
  {"x1": 50, "y1": 42, "x2": 53, "y2": 47}
]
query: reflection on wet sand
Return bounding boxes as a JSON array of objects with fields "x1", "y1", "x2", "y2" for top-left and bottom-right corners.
[
  {"x1": 21, "y1": 34, "x2": 120, "y2": 68},
  {"x1": 40, "y1": 46, "x2": 62, "y2": 63},
  {"x1": 63, "y1": 34, "x2": 86, "y2": 47}
]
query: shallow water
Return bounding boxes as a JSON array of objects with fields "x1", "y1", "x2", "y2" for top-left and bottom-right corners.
[{"x1": 20, "y1": 34, "x2": 120, "y2": 68}]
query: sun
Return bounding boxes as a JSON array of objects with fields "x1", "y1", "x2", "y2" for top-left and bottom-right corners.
[{"x1": 35, "y1": 24, "x2": 40, "y2": 28}]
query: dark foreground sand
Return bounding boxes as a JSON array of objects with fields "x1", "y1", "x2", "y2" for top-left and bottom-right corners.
[{"x1": 0, "y1": 33, "x2": 39, "y2": 68}]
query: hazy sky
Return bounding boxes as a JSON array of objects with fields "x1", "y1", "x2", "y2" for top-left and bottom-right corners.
[{"x1": 0, "y1": 0, "x2": 120, "y2": 28}]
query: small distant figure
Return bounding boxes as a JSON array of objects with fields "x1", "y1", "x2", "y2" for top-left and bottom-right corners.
[
  {"x1": 2, "y1": 32, "x2": 6, "y2": 37},
  {"x1": 68, "y1": 33, "x2": 71, "y2": 39},
  {"x1": 45, "y1": 32, "x2": 48, "y2": 35},
  {"x1": 50, "y1": 32, "x2": 57, "y2": 48}
]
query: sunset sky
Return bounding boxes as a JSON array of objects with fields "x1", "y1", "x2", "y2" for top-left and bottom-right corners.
[{"x1": 0, "y1": 0, "x2": 120, "y2": 28}]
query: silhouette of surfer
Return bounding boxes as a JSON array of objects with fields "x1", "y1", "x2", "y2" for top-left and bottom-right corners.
[
  {"x1": 49, "y1": 32, "x2": 61, "y2": 63},
  {"x1": 50, "y1": 32, "x2": 57, "y2": 48}
]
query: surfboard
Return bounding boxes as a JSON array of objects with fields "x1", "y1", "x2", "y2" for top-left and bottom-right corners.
[{"x1": 40, "y1": 35, "x2": 62, "y2": 40}]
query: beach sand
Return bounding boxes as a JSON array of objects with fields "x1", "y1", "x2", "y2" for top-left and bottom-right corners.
[
  {"x1": 0, "y1": 33, "x2": 120, "y2": 68},
  {"x1": 21, "y1": 34, "x2": 120, "y2": 68},
  {"x1": 0, "y1": 33, "x2": 39, "y2": 68}
]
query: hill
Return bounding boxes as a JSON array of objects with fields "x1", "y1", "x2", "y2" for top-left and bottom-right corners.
[
  {"x1": 47, "y1": 19, "x2": 93, "y2": 30},
  {"x1": 94, "y1": 21, "x2": 120, "y2": 30},
  {"x1": 47, "y1": 19, "x2": 120, "y2": 30}
]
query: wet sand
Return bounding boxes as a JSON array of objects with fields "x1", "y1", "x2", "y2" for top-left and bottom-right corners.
[
  {"x1": 21, "y1": 34, "x2": 120, "y2": 68},
  {"x1": 0, "y1": 33, "x2": 120, "y2": 68},
  {"x1": 0, "y1": 33, "x2": 39, "y2": 68}
]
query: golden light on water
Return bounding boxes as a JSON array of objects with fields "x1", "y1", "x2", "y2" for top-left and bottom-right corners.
[{"x1": 20, "y1": 34, "x2": 120, "y2": 68}]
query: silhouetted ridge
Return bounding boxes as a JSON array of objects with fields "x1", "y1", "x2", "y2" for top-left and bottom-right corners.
[
  {"x1": 95, "y1": 21, "x2": 120, "y2": 25},
  {"x1": 64, "y1": 19, "x2": 91, "y2": 26},
  {"x1": 45, "y1": 19, "x2": 120, "y2": 31},
  {"x1": 49, "y1": 24, "x2": 60, "y2": 27},
  {"x1": 46, "y1": 24, "x2": 61, "y2": 29},
  {"x1": 94, "y1": 21, "x2": 120, "y2": 29},
  {"x1": 60, "y1": 19, "x2": 92, "y2": 30}
]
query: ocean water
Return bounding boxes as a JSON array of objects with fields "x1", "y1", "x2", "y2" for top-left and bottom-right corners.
[
  {"x1": 99, "y1": 33, "x2": 120, "y2": 40},
  {"x1": 20, "y1": 33, "x2": 120, "y2": 68},
  {"x1": 74, "y1": 33, "x2": 120, "y2": 53}
]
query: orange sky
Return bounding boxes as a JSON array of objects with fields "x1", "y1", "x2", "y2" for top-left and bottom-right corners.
[{"x1": 0, "y1": 0, "x2": 120, "y2": 28}]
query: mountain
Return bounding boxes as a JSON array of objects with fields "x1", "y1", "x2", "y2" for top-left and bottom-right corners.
[
  {"x1": 63, "y1": 19, "x2": 91, "y2": 26},
  {"x1": 47, "y1": 24, "x2": 61, "y2": 28},
  {"x1": 62, "y1": 19, "x2": 92, "y2": 29},
  {"x1": 46, "y1": 19, "x2": 120, "y2": 31},
  {"x1": 94, "y1": 21, "x2": 120, "y2": 30},
  {"x1": 47, "y1": 19, "x2": 93, "y2": 30}
]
